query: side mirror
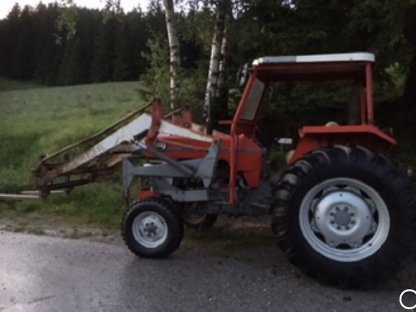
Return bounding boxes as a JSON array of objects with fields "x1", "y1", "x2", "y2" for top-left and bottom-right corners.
[{"x1": 236, "y1": 63, "x2": 250, "y2": 87}]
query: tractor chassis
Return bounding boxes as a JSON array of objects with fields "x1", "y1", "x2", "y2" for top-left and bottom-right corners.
[{"x1": 121, "y1": 141, "x2": 272, "y2": 217}]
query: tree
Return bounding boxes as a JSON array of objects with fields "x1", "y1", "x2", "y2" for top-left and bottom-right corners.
[
  {"x1": 56, "y1": 8, "x2": 100, "y2": 85},
  {"x1": 33, "y1": 3, "x2": 61, "y2": 84},
  {"x1": 90, "y1": 13, "x2": 119, "y2": 82},
  {"x1": 398, "y1": 2, "x2": 416, "y2": 142},
  {"x1": 204, "y1": 0, "x2": 231, "y2": 128},
  {"x1": 0, "y1": 4, "x2": 21, "y2": 77},
  {"x1": 163, "y1": 0, "x2": 181, "y2": 109},
  {"x1": 12, "y1": 6, "x2": 36, "y2": 80},
  {"x1": 113, "y1": 17, "x2": 131, "y2": 81},
  {"x1": 204, "y1": 1, "x2": 225, "y2": 112}
]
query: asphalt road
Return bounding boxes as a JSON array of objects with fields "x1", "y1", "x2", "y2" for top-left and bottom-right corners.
[{"x1": 0, "y1": 230, "x2": 415, "y2": 312}]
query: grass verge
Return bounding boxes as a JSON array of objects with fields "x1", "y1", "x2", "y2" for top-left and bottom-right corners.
[{"x1": 0, "y1": 79, "x2": 146, "y2": 228}]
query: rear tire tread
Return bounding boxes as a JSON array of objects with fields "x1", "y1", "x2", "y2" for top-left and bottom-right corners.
[{"x1": 272, "y1": 146, "x2": 416, "y2": 286}]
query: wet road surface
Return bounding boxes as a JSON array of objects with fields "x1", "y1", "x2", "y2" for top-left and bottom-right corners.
[{"x1": 0, "y1": 231, "x2": 415, "y2": 312}]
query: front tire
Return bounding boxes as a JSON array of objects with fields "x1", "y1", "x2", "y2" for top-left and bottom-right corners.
[
  {"x1": 122, "y1": 199, "x2": 184, "y2": 258},
  {"x1": 272, "y1": 146, "x2": 416, "y2": 286}
]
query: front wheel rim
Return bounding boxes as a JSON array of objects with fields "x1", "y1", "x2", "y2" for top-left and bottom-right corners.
[
  {"x1": 299, "y1": 177, "x2": 390, "y2": 262},
  {"x1": 132, "y1": 211, "x2": 168, "y2": 248}
]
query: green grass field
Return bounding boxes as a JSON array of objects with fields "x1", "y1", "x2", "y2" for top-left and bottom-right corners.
[{"x1": 0, "y1": 78, "x2": 147, "y2": 228}]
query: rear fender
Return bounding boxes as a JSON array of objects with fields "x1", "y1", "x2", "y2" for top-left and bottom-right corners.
[{"x1": 289, "y1": 125, "x2": 396, "y2": 165}]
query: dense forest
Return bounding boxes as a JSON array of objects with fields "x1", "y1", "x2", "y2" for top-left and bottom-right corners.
[
  {"x1": 0, "y1": 2, "x2": 152, "y2": 84},
  {"x1": 0, "y1": 0, "x2": 415, "y2": 162}
]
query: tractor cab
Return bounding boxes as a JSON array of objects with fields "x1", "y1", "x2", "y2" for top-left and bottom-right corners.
[
  {"x1": 231, "y1": 52, "x2": 396, "y2": 164},
  {"x1": 235, "y1": 52, "x2": 376, "y2": 133}
]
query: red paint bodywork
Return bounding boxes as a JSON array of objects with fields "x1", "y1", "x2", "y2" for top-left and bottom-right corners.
[
  {"x1": 143, "y1": 57, "x2": 396, "y2": 204},
  {"x1": 138, "y1": 190, "x2": 158, "y2": 199},
  {"x1": 290, "y1": 125, "x2": 396, "y2": 165}
]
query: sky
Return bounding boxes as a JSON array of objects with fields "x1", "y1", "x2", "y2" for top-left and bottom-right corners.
[{"x1": 0, "y1": 0, "x2": 151, "y2": 19}]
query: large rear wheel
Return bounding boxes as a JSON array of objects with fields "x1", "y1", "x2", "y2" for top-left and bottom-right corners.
[{"x1": 272, "y1": 146, "x2": 416, "y2": 286}]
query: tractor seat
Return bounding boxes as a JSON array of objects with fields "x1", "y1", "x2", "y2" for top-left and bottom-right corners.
[
  {"x1": 287, "y1": 121, "x2": 340, "y2": 164},
  {"x1": 324, "y1": 121, "x2": 340, "y2": 127}
]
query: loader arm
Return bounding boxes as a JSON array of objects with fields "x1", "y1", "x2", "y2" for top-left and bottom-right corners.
[{"x1": 33, "y1": 99, "x2": 212, "y2": 194}]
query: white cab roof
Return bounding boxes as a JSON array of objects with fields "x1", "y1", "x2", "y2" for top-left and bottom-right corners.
[{"x1": 252, "y1": 52, "x2": 375, "y2": 66}]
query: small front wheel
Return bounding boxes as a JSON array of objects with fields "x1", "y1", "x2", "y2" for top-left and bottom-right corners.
[{"x1": 122, "y1": 199, "x2": 183, "y2": 258}]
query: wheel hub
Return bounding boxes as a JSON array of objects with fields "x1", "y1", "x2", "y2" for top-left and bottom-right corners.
[
  {"x1": 132, "y1": 212, "x2": 168, "y2": 248},
  {"x1": 333, "y1": 208, "x2": 352, "y2": 226},
  {"x1": 314, "y1": 191, "x2": 372, "y2": 247},
  {"x1": 300, "y1": 178, "x2": 390, "y2": 262},
  {"x1": 143, "y1": 220, "x2": 159, "y2": 236}
]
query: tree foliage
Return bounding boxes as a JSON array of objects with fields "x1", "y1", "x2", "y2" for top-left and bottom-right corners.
[
  {"x1": 0, "y1": 0, "x2": 415, "y2": 161},
  {"x1": 0, "y1": 4, "x2": 149, "y2": 85}
]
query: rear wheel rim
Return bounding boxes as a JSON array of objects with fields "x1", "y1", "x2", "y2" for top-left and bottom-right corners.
[
  {"x1": 299, "y1": 177, "x2": 390, "y2": 262},
  {"x1": 132, "y1": 211, "x2": 168, "y2": 248}
]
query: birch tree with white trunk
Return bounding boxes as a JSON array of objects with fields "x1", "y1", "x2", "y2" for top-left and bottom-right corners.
[
  {"x1": 204, "y1": 0, "x2": 232, "y2": 125},
  {"x1": 163, "y1": 0, "x2": 181, "y2": 110},
  {"x1": 216, "y1": 24, "x2": 228, "y2": 98},
  {"x1": 204, "y1": 1, "x2": 226, "y2": 112}
]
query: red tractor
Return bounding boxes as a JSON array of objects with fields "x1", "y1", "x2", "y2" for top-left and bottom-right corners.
[{"x1": 34, "y1": 52, "x2": 416, "y2": 286}]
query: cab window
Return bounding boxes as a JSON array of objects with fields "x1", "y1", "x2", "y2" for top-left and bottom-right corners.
[{"x1": 241, "y1": 78, "x2": 265, "y2": 120}]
